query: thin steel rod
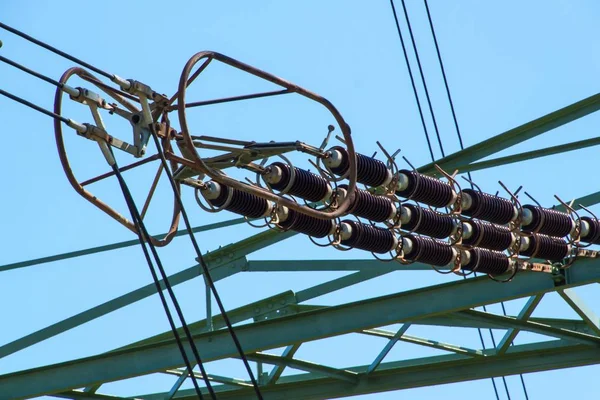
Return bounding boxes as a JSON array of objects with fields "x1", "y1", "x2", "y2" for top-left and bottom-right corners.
[
  {"x1": 0, "y1": 217, "x2": 246, "y2": 273},
  {"x1": 179, "y1": 89, "x2": 293, "y2": 109},
  {"x1": 168, "y1": 57, "x2": 213, "y2": 106},
  {"x1": 140, "y1": 163, "x2": 164, "y2": 220},
  {"x1": 80, "y1": 154, "x2": 160, "y2": 186}
]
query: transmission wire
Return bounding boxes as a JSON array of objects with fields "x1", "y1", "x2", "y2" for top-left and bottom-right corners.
[
  {"x1": 109, "y1": 160, "x2": 214, "y2": 399},
  {"x1": 389, "y1": 2, "x2": 503, "y2": 399},
  {"x1": 389, "y1": 0, "x2": 435, "y2": 162},
  {"x1": 0, "y1": 27, "x2": 263, "y2": 397},
  {"x1": 0, "y1": 88, "x2": 214, "y2": 399},
  {"x1": 149, "y1": 115, "x2": 263, "y2": 399},
  {"x1": 398, "y1": 0, "x2": 445, "y2": 158},
  {"x1": 422, "y1": 1, "x2": 527, "y2": 398}
]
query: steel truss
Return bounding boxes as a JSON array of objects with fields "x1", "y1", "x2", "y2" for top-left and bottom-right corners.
[{"x1": 3, "y1": 93, "x2": 600, "y2": 399}]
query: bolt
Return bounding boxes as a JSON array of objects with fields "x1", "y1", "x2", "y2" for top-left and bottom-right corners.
[{"x1": 254, "y1": 308, "x2": 260, "y2": 314}]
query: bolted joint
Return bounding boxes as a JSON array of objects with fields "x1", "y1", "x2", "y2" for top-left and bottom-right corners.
[
  {"x1": 69, "y1": 87, "x2": 109, "y2": 109},
  {"x1": 80, "y1": 123, "x2": 110, "y2": 142}
]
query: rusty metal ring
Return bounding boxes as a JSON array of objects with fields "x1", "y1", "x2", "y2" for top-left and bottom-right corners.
[
  {"x1": 176, "y1": 51, "x2": 357, "y2": 220},
  {"x1": 54, "y1": 67, "x2": 181, "y2": 247}
]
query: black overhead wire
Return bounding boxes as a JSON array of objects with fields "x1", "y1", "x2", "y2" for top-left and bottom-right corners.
[
  {"x1": 422, "y1": 1, "x2": 528, "y2": 399},
  {"x1": 389, "y1": 0, "x2": 436, "y2": 162},
  {"x1": 149, "y1": 117, "x2": 264, "y2": 399},
  {"x1": 0, "y1": 25, "x2": 262, "y2": 397},
  {"x1": 109, "y1": 159, "x2": 214, "y2": 400},
  {"x1": 0, "y1": 87, "x2": 69, "y2": 123},
  {"x1": 386, "y1": 2, "x2": 501, "y2": 393},
  {"x1": 389, "y1": 2, "x2": 515, "y2": 399},
  {"x1": 0, "y1": 21, "x2": 114, "y2": 80},
  {"x1": 398, "y1": 0, "x2": 445, "y2": 158},
  {"x1": 0, "y1": 87, "x2": 213, "y2": 399}
]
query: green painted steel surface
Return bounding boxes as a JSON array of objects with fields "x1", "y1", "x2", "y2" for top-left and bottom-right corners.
[{"x1": 2, "y1": 257, "x2": 600, "y2": 399}]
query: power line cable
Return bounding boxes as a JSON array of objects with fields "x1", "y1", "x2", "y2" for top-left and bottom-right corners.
[
  {"x1": 399, "y1": 0, "x2": 446, "y2": 158},
  {"x1": 110, "y1": 161, "x2": 213, "y2": 399},
  {"x1": 149, "y1": 114, "x2": 263, "y2": 398},
  {"x1": 0, "y1": 22, "x2": 114, "y2": 80},
  {"x1": 422, "y1": 2, "x2": 528, "y2": 398},
  {"x1": 389, "y1": 0, "x2": 436, "y2": 162},
  {"x1": 390, "y1": 3, "x2": 503, "y2": 399},
  {"x1": 0, "y1": 28, "x2": 263, "y2": 396},
  {"x1": 0, "y1": 88, "x2": 213, "y2": 399}
]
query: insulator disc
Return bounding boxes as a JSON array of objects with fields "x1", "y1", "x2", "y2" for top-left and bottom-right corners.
[
  {"x1": 328, "y1": 146, "x2": 392, "y2": 187},
  {"x1": 521, "y1": 205, "x2": 573, "y2": 237},
  {"x1": 267, "y1": 162, "x2": 331, "y2": 202},
  {"x1": 581, "y1": 216, "x2": 600, "y2": 245},
  {"x1": 401, "y1": 203, "x2": 454, "y2": 239},
  {"x1": 339, "y1": 184, "x2": 395, "y2": 222},
  {"x1": 278, "y1": 209, "x2": 334, "y2": 238},
  {"x1": 520, "y1": 234, "x2": 569, "y2": 261},
  {"x1": 396, "y1": 170, "x2": 455, "y2": 208},
  {"x1": 461, "y1": 189, "x2": 515, "y2": 225},
  {"x1": 340, "y1": 220, "x2": 397, "y2": 253},
  {"x1": 463, "y1": 248, "x2": 510, "y2": 276},
  {"x1": 208, "y1": 184, "x2": 269, "y2": 219},
  {"x1": 462, "y1": 220, "x2": 513, "y2": 251},
  {"x1": 403, "y1": 235, "x2": 455, "y2": 266}
]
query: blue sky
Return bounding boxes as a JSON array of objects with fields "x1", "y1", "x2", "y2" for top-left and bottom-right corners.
[{"x1": 1, "y1": 0, "x2": 600, "y2": 398}]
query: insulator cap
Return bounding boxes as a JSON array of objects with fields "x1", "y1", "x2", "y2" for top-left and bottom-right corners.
[
  {"x1": 462, "y1": 220, "x2": 513, "y2": 251},
  {"x1": 278, "y1": 209, "x2": 335, "y2": 238},
  {"x1": 462, "y1": 248, "x2": 511, "y2": 276},
  {"x1": 327, "y1": 146, "x2": 392, "y2": 187},
  {"x1": 338, "y1": 184, "x2": 396, "y2": 222},
  {"x1": 580, "y1": 216, "x2": 600, "y2": 245},
  {"x1": 521, "y1": 205, "x2": 574, "y2": 237},
  {"x1": 396, "y1": 170, "x2": 455, "y2": 208},
  {"x1": 520, "y1": 234, "x2": 569, "y2": 261},
  {"x1": 401, "y1": 204, "x2": 455, "y2": 239},
  {"x1": 340, "y1": 220, "x2": 397, "y2": 253},
  {"x1": 461, "y1": 189, "x2": 516, "y2": 225},
  {"x1": 402, "y1": 235, "x2": 455, "y2": 266},
  {"x1": 207, "y1": 183, "x2": 270, "y2": 218}
]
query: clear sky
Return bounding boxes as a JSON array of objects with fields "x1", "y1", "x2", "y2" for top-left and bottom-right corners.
[{"x1": 1, "y1": 0, "x2": 600, "y2": 399}]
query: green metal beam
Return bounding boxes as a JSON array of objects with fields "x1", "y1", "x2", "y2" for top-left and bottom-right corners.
[
  {"x1": 366, "y1": 324, "x2": 411, "y2": 374},
  {"x1": 457, "y1": 309, "x2": 600, "y2": 346},
  {"x1": 246, "y1": 259, "x2": 432, "y2": 272},
  {"x1": 559, "y1": 288, "x2": 600, "y2": 335},
  {"x1": 413, "y1": 312, "x2": 595, "y2": 335},
  {"x1": 0, "y1": 217, "x2": 246, "y2": 273},
  {"x1": 497, "y1": 295, "x2": 543, "y2": 354},
  {"x1": 453, "y1": 136, "x2": 600, "y2": 174},
  {"x1": 0, "y1": 229, "x2": 294, "y2": 360},
  {"x1": 120, "y1": 290, "x2": 297, "y2": 351},
  {"x1": 246, "y1": 353, "x2": 359, "y2": 384},
  {"x1": 140, "y1": 340, "x2": 565, "y2": 399},
  {"x1": 172, "y1": 341, "x2": 600, "y2": 400},
  {"x1": 51, "y1": 392, "x2": 134, "y2": 400},
  {"x1": 3, "y1": 259, "x2": 600, "y2": 399},
  {"x1": 418, "y1": 92, "x2": 600, "y2": 175},
  {"x1": 265, "y1": 344, "x2": 300, "y2": 385},
  {"x1": 363, "y1": 328, "x2": 484, "y2": 358},
  {"x1": 295, "y1": 268, "x2": 395, "y2": 303}
]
